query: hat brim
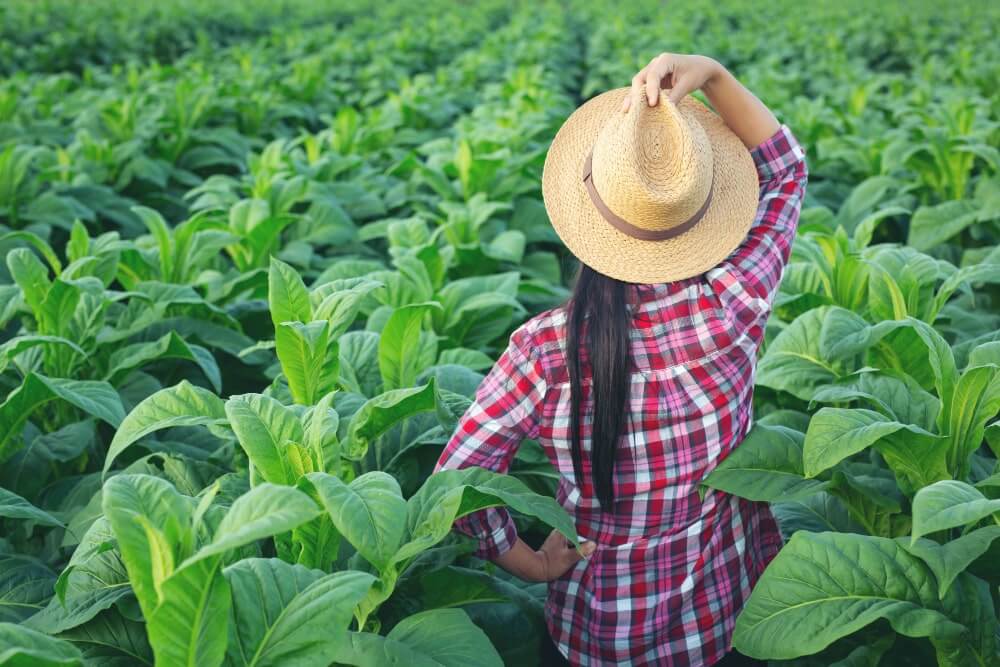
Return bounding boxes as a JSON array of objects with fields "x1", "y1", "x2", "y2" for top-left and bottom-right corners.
[{"x1": 542, "y1": 87, "x2": 759, "y2": 284}]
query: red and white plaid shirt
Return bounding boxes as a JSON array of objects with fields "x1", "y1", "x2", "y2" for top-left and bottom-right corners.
[{"x1": 434, "y1": 124, "x2": 807, "y2": 666}]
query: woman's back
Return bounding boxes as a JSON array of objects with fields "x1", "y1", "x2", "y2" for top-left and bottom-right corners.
[{"x1": 435, "y1": 111, "x2": 807, "y2": 664}]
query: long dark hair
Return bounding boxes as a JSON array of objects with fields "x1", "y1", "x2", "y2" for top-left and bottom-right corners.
[{"x1": 565, "y1": 262, "x2": 633, "y2": 513}]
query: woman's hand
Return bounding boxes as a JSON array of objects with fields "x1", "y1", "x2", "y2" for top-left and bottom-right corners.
[
  {"x1": 619, "y1": 52, "x2": 780, "y2": 149},
  {"x1": 621, "y1": 53, "x2": 723, "y2": 112},
  {"x1": 533, "y1": 529, "x2": 596, "y2": 582},
  {"x1": 493, "y1": 530, "x2": 596, "y2": 582}
]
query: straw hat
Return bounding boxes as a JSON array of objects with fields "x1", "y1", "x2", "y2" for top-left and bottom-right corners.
[{"x1": 541, "y1": 86, "x2": 759, "y2": 284}]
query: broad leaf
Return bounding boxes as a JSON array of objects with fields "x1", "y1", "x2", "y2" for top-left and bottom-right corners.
[
  {"x1": 196, "y1": 484, "x2": 320, "y2": 560},
  {"x1": 268, "y1": 258, "x2": 312, "y2": 324},
  {"x1": 902, "y1": 526, "x2": 1000, "y2": 598},
  {"x1": 225, "y1": 394, "x2": 302, "y2": 485},
  {"x1": 24, "y1": 518, "x2": 129, "y2": 635},
  {"x1": 104, "y1": 381, "x2": 227, "y2": 474},
  {"x1": 101, "y1": 475, "x2": 192, "y2": 619},
  {"x1": 54, "y1": 605, "x2": 153, "y2": 665},
  {"x1": 911, "y1": 480, "x2": 1000, "y2": 542},
  {"x1": 347, "y1": 380, "x2": 437, "y2": 460},
  {"x1": 757, "y1": 307, "x2": 839, "y2": 401},
  {"x1": 301, "y1": 472, "x2": 405, "y2": 571},
  {"x1": 907, "y1": 200, "x2": 980, "y2": 251},
  {"x1": 699, "y1": 424, "x2": 827, "y2": 502},
  {"x1": 224, "y1": 560, "x2": 375, "y2": 667},
  {"x1": 147, "y1": 555, "x2": 228, "y2": 667},
  {"x1": 378, "y1": 303, "x2": 443, "y2": 391},
  {"x1": 337, "y1": 608, "x2": 503, "y2": 667},
  {"x1": 0, "y1": 555, "x2": 55, "y2": 623},
  {"x1": 0, "y1": 486, "x2": 64, "y2": 526},
  {"x1": 803, "y1": 408, "x2": 948, "y2": 494},
  {"x1": 106, "y1": 332, "x2": 221, "y2": 393},
  {"x1": 733, "y1": 532, "x2": 996, "y2": 662},
  {"x1": 276, "y1": 321, "x2": 338, "y2": 406},
  {"x1": 0, "y1": 622, "x2": 82, "y2": 666},
  {"x1": 1, "y1": 374, "x2": 125, "y2": 464}
]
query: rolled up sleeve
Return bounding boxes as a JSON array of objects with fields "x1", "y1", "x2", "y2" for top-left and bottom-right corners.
[
  {"x1": 432, "y1": 323, "x2": 547, "y2": 559},
  {"x1": 722, "y1": 124, "x2": 809, "y2": 305}
]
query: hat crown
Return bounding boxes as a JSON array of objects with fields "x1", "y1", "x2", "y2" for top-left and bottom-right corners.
[{"x1": 589, "y1": 91, "x2": 714, "y2": 233}]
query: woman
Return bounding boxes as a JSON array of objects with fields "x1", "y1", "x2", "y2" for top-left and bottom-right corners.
[{"x1": 434, "y1": 52, "x2": 807, "y2": 666}]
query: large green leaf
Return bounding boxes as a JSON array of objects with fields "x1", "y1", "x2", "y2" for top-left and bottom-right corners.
[
  {"x1": 225, "y1": 394, "x2": 302, "y2": 485},
  {"x1": 275, "y1": 321, "x2": 338, "y2": 406},
  {"x1": 7, "y1": 247, "x2": 52, "y2": 314},
  {"x1": 911, "y1": 480, "x2": 1000, "y2": 542},
  {"x1": 0, "y1": 335, "x2": 84, "y2": 374},
  {"x1": 902, "y1": 526, "x2": 1000, "y2": 599},
  {"x1": 802, "y1": 408, "x2": 948, "y2": 494},
  {"x1": 1, "y1": 373, "x2": 125, "y2": 464},
  {"x1": 101, "y1": 475, "x2": 192, "y2": 619},
  {"x1": 757, "y1": 307, "x2": 839, "y2": 401},
  {"x1": 24, "y1": 518, "x2": 130, "y2": 635},
  {"x1": 301, "y1": 392, "x2": 340, "y2": 473},
  {"x1": 54, "y1": 605, "x2": 153, "y2": 666},
  {"x1": 818, "y1": 307, "x2": 908, "y2": 361},
  {"x1": 311, "y1": 278, "x2": 384, "y2": 338},
  {"x1": 346, "y1": 380, "x2": 437, "y2": 460},
  {"x1": 945, "y1": 364, "x2": 1000, "y2": 479},
  {"x1": 0, "y1": 622, "x2": 82, "y2": 666},
  {"x1": 268, "y1": 257, "x2": 312, "y2": 325},
  {"x1": 699, "y1": 424, "x2": 827, "y2": 502},
  {"x1": 104, "y1": 381, "x2": 227, "y2": 474},
  {"x1": 301, "y1": 472, "x2": 406, "y2": 571},
  {"x1": 907, "y1": 318, "x2": 958, "y2": 411},
  {"x1": 397, "y1": 467, "x2": 577, "y2": 567},
  {"x1": 932, "y1": 262, "x2": 1000, "y2": 320},
  {"x1": 810, "y1": 370, "x2": 940, "y2": 432},
  {"x1": 196, "y1": 484, "x2": 320, "y2": 560},
  {"x1": 224, "y1": 559, "x2": 375, "y2": 667},
  {"x1": 733, "y1": 532, "x2": 996, "y2": 662},
  {"x1": 147, "y1": 555, "x2": 228, "y2": 667},
  {"x1": 105, "y1": 332, "x2": 221, "y2": 393},
  {"x1": 339, "y1": 331, "x2": 381, "y2": 397},
  {"x1": 0, "y1": 231, "x2": 62, "y2": 275},
  {"x1": 225, "y1": 558, "x2": 322, "y2": 666},
  {"x1": 338, "y1": 609, "x2": 503, "y2": 667},
  {"x1": 0, "y1": 486, "x2": 64, "y2": 526},
  {"x1": 0, "y1": 555, "x2": 55, "y2": 623},
  {"x1": 907, "y1": 200, "x2": 980, "y2": 251},
  {"x1": 771, "y1": 492, "x2": 867, "y2": 538},
  {"x1": 378, "y1": 302, "x2": 443, "y2": 391}
]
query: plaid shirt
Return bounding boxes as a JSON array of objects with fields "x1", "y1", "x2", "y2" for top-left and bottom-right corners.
[{"x1": 434, "y1": 124, "x2": 807, "y2": 666}]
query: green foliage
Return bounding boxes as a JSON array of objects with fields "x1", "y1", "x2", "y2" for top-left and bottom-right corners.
[{"x1": 2, "y1": 0, "x2": 999, "y2": 664}]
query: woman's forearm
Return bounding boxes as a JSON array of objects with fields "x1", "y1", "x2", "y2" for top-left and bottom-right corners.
[{"x1": 701, "y1": 63, "x2": 780, "y2": 149}]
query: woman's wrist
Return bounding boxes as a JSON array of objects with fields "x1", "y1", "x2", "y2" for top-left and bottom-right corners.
[
  {"x1": 494, "y1": 536, "x2": 550, "y2": 582},
  {"x1": 700, "y1": 58, "x2": 728, "y2": 95},
  {"x1": 533, "y1": 548, "x2": 550, "y2": 582}
]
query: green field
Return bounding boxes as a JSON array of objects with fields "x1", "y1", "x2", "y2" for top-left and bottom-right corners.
[{"x1": 1, "y1": 0, "x2": 999, "y2": 665}]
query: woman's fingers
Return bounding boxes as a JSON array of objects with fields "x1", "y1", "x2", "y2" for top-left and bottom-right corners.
[
  {"x1": 646, "y1": 56, "x2": 672, "y2": 106},
  {"x1": 539, "y1": 530, "x2": 596, "y2": 580},
  {"x1": 622, "y1": 54, "x2": 679, "y2": 112},
  {"x1": 667, "y1": 70, "x2": 694, "y2": 105},
  {"x1": 622, "y1": 66, "x2": 649, "y2": 112}
]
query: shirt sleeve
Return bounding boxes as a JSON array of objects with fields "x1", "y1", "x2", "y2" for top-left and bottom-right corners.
[
  {"x1": 432, "y1": 323, "x2": 547, "y2": 560},
  {"x1": 721, "y1": 124, "x2": 808, "y2": 306}
]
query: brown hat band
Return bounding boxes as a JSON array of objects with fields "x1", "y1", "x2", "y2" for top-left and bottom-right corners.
[{"x1": 582, "y1": 150, "x2": 714, "y2": 242}]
